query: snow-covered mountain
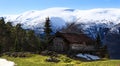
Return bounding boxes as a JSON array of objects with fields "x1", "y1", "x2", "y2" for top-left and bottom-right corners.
[
  {"x1": 2, "y1": 7, "x2": 120, "y2": 38},
  {"x1": 2, "y1": 7, "x2": 120, "y2": 59}
]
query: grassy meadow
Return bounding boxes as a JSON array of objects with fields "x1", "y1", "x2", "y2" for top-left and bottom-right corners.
[{"x1": 1, "y1": 54, "x2": 120, "y2": 66}]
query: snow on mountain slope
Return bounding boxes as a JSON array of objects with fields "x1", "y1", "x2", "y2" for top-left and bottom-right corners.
[{"x1": 1, "y1": 7, "x2": 120, "y2": 35}]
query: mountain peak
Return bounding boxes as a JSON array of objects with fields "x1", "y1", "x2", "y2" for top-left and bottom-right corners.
[
  {"x1": 1, "y1": 7, "x2": 120, "y2": 30},
  {"x1": 43, "y1": 7, "x2": 75, "y2": 12}
]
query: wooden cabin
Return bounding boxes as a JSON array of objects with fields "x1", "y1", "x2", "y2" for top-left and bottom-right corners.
[{"x1": 52, "y1": 32, "x2": 96, "y2": 53}]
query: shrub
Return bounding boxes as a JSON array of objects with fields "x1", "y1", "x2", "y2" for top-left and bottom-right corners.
[
  {"x1": 60, "y1": 56, "x2": 72, "y2": 63},
  {"x1": 63, "y1": 58, "x2": 72, "y2": 63},
  {"x1": 45, "y1": 57, "x2": 60, "y2": 63},
  {"x1": 41, "y1": 50, "x2": 58, "y2": 57},
  {"x1": 3, "y1": 52, "x2": 33, "y2": 57},
  {"x1": 41, "y1": 50, "x2": 51, "y2": 55}
]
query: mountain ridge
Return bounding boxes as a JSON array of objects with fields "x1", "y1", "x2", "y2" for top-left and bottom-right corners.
[{"x1": 1, "y1": 7, "x2": 120, "y2": 37}]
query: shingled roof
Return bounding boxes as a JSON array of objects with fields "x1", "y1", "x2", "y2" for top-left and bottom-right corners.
[{"x1": 55, "y1": 32, "x2": 95, "y2": 44}]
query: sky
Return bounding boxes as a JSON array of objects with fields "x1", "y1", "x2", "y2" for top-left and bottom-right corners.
[{"x1": 0, "y1": 0, "x2": 119, "y2": 15}]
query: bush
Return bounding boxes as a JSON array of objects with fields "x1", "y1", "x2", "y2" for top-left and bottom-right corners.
[
  {"x1": 41, "y1": 50, "x2": 51, "y2": 55},
  {"x1": 60, "y1": 56, "x2": 72, "y2": 63},
  {"x1": 41, "y1": 50, "x2": 58, "y2": 57},
  {"x1": 45, "y1": 57, "x2": 60, "y2": 63},
  {"x1": 63, "y1": 58, "x2": 72, "y2": 63},
  {"x1": 3, "y1": 52, "x2": 33, "y2": 57}
]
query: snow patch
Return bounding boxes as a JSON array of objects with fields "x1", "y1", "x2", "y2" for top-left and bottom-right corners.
[
  {"x1": 0, "y1": 58, "x2": 15, "y2": 66},
  {"x1": 76, "y1": 53, "x2": 100, "y2": 60}
]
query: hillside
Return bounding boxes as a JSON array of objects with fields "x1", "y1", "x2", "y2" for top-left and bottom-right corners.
[{"x1": 2, "y1": 54, "x2": 120, "y2": 66}]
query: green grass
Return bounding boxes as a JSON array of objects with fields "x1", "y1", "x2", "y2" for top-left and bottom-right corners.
[
  {"x1": 1, "y1": 54, "x2": 120, "y2": 66},
  {"x1": 80, "y1": 60, "x2": 120, "y2": 66},
  {"x1": 1, "y1": 54, "x2": 78, "y2": 66}
]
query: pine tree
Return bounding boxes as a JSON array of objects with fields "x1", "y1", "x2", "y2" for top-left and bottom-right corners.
[
  {"x1": 14, "y1": 24, "x2": 23, "y2": 52},
  {"x1": 0, "y1": 44, "x2": 2, "y2": 55},
  {"x1": 96, "y1": 32, "x2": 101, "y2": 49},
  {"x1": 25, "y1": 30, "x2": 36, "y2": 51},
  {"x1": 36, "y1": 37, "x2": 42, "y2": 53},
  {"x1": 5, "y1": 22, "x2": 14, "y2": 51},
  {"x1": 14, "y1": 38, "x2": 22, "y2": 52},
  {"x1": 0, "y1": 17, "x2": 7, "y2": 52},
  {"x1": 0, "y1": 17, "x2": 43, "y2": 52},
  {"x1": 44, "y1": 17, "x2": 52, "y2": 37},
  {"x1": 44, "y1": 17, "x2": 52, "y2": 49},
  {"x1": 0, "y1": 17, "x2": 6, "y2": 36}
]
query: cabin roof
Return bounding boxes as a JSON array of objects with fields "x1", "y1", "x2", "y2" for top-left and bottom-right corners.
[{"x1": 55, "y1": 32, "x2": 95, "y2": 44}]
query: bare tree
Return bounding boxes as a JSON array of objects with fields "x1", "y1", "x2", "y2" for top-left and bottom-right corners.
[{"x1": 60, "y1": 22, "x2": 83, "y2": 33}]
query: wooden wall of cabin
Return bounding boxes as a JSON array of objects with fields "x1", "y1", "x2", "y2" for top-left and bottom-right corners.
[
  {"x1": 70, "y1": 43, "x2": 95, "y2": 52},
  {"x1": 53, "y1": 37, "x2": 68, "y2": 52}
]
